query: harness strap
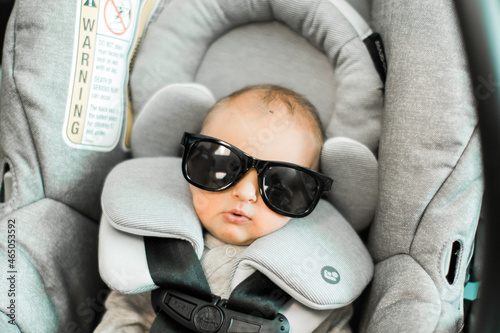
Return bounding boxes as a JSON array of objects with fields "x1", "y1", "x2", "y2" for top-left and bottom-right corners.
[
  {"x1": 226, "y1": 270, "x2": 291, "y2": 320},
  {"x1": 145, "y1": 236, "x2": 212, "y2": 301},
  {"x1": 145, "y1": 237, "x2": 291, "y2": 332}
]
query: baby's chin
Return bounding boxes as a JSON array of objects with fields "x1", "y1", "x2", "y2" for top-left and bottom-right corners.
[
  {"x1": 215, "y1": 234, "x2": 254, "y2": 246},
  {"x1": 209, "y1": 228, "x2": 255, "y2": 246}
]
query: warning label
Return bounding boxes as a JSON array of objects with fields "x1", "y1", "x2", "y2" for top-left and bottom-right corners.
[{"x1": 64, "y1": 0, "x2": 158, "y2": 151}]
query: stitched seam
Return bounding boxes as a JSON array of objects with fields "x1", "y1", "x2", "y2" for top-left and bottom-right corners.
[
  {"x1": 410, "y1": 125, "x2": 479, "y2": 255},
  {"x1": 10, "y1": 5, "x2": 46, "y2": 198}
]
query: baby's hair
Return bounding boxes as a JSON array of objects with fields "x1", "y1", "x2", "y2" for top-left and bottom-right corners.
[{"x1": 204, "y1": 84, "x2": 326, "y2": 145}]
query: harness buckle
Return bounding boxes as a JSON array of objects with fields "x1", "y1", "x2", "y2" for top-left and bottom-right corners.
[{"x1": 153, "y1": 289, "x2": 290, "y2": 333}]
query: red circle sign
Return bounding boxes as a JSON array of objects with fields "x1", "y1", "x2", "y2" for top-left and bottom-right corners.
[{"x1": 104, "y1": 0, "x2": 131, "y2": 36}]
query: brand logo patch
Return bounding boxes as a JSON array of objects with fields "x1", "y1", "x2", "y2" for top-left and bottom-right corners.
[
  {"x1": 363, "y1": 32, "x2": 387, "y2": 83},
  {"x1": 321, "y1": 266, "x2": 340, "y2": 284}
]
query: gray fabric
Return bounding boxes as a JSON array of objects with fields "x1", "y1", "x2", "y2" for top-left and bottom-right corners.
[
  {"x1": 236, "y1": 199, "x2": 374, "y2": 308},
  {"x1": 325, "y1": 38, "x2": 382, "y2": 152},
  {"x1": 202, "y1": 233, "x2": 248, "y2": 298},
  {"x1": 345, "y1": 0, "x2": 372, "y2": 23},
  {"x1": 131, "y1": 84, "x2": 216, "y2": 158},
  {"x1": 101, "y1": 157, "x2": 205, "y2": 255},
  {"x1": 0, "y1": 243, "x2": 57, "y2": 332},
  {"x1": 130, "y1": 0, "x2": 383, "y2": 152},
  {"x1": 195, "y1": 21, "x2": 337, "y2": 127},
  {"x1": 0, "y1": 198, "x2": 105, "y2": 333},
  {"x1": 360, "y1": 255, "x2": 442, "y2": 333},
  {"x1": 361, "y1": 1, "x2": 483, "y2": 331},
  {"x1": 321, "y1": 137, "x2": 378, "y2": 231}
]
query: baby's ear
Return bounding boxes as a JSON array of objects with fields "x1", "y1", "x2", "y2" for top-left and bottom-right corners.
[
  {"x1": 131, "y1": 83, "x2": 216, "y2": 158},
  {"x1": 320, "y1": 137, "x2": 378, "y2": 232}
]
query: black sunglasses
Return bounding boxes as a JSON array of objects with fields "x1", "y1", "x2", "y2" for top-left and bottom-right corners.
[{"x1": 180, "y1": 132, "x2": 333, "y2": 218}]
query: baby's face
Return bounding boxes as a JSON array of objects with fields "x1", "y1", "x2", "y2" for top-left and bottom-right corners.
[{"x1": 190, "y1": 91, "x2": 319, "y2": 245}]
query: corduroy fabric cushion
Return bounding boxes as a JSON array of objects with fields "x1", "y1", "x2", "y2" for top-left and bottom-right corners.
[{"x1": 100, "y1": 157, "x2": 373, "y2": 308}]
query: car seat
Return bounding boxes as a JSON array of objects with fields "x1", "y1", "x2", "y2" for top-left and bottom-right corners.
[{"x1": 0, "y1": 0, "x2": 484, "y2": 333}]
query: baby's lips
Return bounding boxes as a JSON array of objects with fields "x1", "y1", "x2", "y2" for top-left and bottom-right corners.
[
  {"x1": 228, "y1": 208, "x2": 250, "y2": 219},
  {"x1": 223, "y1": 209, "x2": 252, "y2": 224}
]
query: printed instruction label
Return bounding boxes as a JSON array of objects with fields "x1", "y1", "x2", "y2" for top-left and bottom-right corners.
[{"x1": 64, "y1": 0, "x2": 158, "y2": 151}]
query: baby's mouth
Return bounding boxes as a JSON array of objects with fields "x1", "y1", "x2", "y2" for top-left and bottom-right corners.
[{"x1": 223, "y1": 209, "x2": 251, "y2": 223}]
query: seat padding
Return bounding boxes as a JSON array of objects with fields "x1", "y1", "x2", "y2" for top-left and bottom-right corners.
[{"x1": 131, "y1": 0, "x2": 383, "y2": 152}]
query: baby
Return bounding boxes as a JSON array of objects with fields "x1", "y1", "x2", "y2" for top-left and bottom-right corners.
[
  {"x1": 95, "y1": 85, "x2": 353, "y2": 332},
  {"x1": 184, "y1": 84, "x2": 329, "y2": 246}
]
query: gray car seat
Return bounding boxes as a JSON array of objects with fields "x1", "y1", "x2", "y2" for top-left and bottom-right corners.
[{"x1": 0, "y1": 0, "x2": 483, "y2": 332}]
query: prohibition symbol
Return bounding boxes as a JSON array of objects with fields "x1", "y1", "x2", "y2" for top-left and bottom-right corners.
[{"x1": 104, "y1": 0, "x2": 131, "y2": 35}]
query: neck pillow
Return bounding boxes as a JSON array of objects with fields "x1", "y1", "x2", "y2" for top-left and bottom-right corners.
[{"x1": 99, "y1": 157, "x2": 374, "y2": 310}]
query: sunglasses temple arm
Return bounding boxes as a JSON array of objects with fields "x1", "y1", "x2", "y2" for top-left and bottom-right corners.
[
  {"x1": 180, "y1": 133, "x2": 188, "y2": 146},
  {"x1": 325, "y1": 178, "x2": 333, "y2": 192}
]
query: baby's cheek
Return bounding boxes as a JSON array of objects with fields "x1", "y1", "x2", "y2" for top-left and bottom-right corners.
[
  {"x1": 278, "y1": 216, "x2": 292, "y2": 229},
  {"x1": 190, "y1": 186, "x2": 211, "y2": 213},
  {"x1": 258, "y1": 210, "x2": 292, "y2": 235}
]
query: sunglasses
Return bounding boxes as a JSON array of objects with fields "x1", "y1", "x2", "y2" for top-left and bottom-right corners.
[{"x1": 180, "y1": 132, "x2": 333, "y2": 218}]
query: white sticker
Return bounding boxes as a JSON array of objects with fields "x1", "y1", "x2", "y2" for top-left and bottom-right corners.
[{"x1": 63, "y1": 0, "x2": 158, "y2": 151}]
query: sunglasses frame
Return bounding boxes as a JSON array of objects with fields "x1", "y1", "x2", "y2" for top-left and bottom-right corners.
[{"x1": 180, "y1": 132, "x2": 333, "y2": 218}]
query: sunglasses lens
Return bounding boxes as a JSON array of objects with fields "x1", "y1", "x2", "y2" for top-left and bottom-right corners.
[
  {"x1": 186, "y1": 142, "x2": 242, "y2": 189},
  {"x1": 263, "y1": 166, "x2": 319, "y2": 215}
]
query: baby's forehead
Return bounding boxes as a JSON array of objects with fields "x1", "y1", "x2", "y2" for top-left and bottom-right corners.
[
  {"x1": 203, "y1": 88, "x2": 324, "y2": 160},
  {"x1": 206, "y1": 104, "x2": 313, "y2": 145},
  {"x1": 218, "y1": 90, "x2": 310, "y2": 124},
  {"x1": 231, "y1": 89, "x2": 292, "y2": 112}
]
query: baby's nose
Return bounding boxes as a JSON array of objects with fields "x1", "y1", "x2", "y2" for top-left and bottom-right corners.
[{"x1": 231, "y1": 169, "x2": 258, "y2": 203}]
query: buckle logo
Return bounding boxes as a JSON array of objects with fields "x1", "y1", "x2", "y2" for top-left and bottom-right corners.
[
  {"x1": 194, "y1": 305, "x2": 223, "y2": 333},
  {"x1": 321, "y1": 266, "x2": 340, "y2": 284}
]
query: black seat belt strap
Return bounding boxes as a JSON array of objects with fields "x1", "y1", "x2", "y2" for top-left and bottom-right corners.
[
  {"x1": 145, "y1": 237, "x2": 212, "y2": 333},
  {"x1": 145, "y1": 236, "x2": 291, "y2": 332},
  {"x1": 145, "y1": 236, "x2": 212, "y2": 301},
  {"x1": 226, "y1": 270, "x2": 291, "y2": 320}
]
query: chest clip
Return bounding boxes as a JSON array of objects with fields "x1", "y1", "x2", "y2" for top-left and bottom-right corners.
[{"x1": 152, "y1": 289, "x2": 290, "y2": 333}]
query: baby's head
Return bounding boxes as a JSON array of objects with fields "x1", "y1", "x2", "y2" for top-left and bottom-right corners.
[{"x1": 183, "y1": 85, "x2": 329, "y2": 245}]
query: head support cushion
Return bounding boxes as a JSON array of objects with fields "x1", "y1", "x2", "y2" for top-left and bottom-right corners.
[
  {"x1": 131, "y1": 84, "x2": 216, "y2": 158},
  {"x1": 100, "y1": 157, "x2": 374, "y2": 308},
  {"x1": 130, "y1": 0, "x2": 383, "y2": 153}
]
